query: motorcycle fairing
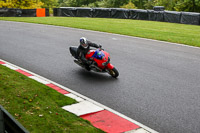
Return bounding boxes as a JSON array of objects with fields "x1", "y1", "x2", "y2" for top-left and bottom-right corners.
[
  {"x1": 92, "y1": 49, "x2": 105, "y2": 60},
  {"x1": 86, "y1": 49, "x2": 111, "y2": 69}
]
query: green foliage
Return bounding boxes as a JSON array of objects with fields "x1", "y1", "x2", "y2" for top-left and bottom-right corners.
[
  {"x1": 58, "y1": 0, "x2": 68, "y2": 7},
  {"x1": 174, "y1": 0, "x2": 200, "y2": 12},
  {"x1": 87, "y1": 1, "x2": 101, "y2": 7},
  {"x1": 132, "y1": 0, "x2": 147, "y2": 9},
  {"x1": 59, "y1": 0, "x2": 97, "y2": 7},
  {"x1": 150, "y1": 0, "x2": 200, "y2": 12},
  {"x1": 120, "y1": 0, "x2": 137, "y2": 9},
  {"x1": 41, "y1": 0, "x2": 58, "y2": 9},
  {"x1": 153, "y1": 0, "x2": 178, "y2": 11},
  {"x1": 144, "y1": 0, "x2": 156, "y2": 9},
  {"x1": 1, "y1": 0, "x2": 200, "y2": 13},
  {"x1": 0, "y1": 0, "x2": 44, "y2": 9},
  {"x1": 103, "y1": 0, "x2": 129, "y2": 8}
]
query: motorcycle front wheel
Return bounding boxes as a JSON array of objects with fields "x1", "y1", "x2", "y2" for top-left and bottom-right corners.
[{"x1": 109, "y1": 67, "x2": 119, "y2": 78}]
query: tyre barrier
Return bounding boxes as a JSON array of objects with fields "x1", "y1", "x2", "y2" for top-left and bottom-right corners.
[
  {"x1": 0, "y1": 7, "x2": 199, "y2": 25},
  {"x1": 54, "y1": 7, "x2": 200, "y2": 26},
  {"x1": 0, "y1": 8, "x2": 49, "y2": 17}
]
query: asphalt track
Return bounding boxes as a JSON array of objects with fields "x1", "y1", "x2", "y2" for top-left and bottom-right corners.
[{"x1": 1, "y1": 21, "x2": 200, "y2": 133}]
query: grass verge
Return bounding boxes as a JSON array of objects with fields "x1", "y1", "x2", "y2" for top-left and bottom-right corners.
[
  {"x1": 0, "y1": 65, "x2": 104, "y2": 133},
  {"x1": 0, "y1": 17, "x2": 200, "y2": 47}
]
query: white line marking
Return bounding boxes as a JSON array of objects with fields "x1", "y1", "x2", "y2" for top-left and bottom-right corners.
[
  {"x1": 64, "y1": 93, "x2": 85, "y2": 102},
  {"x1": 62, "y1": 101, "x2": 104, "y2": 116},
  {"x1": 29, "y1": 76, "x2": 50, "y2": 84},
  {"x1": 2, "y1": 64, "x2": 19, "y2": 70},
  {"x1": 126, "y1": 128, "x2": 150, "y2": 133}
]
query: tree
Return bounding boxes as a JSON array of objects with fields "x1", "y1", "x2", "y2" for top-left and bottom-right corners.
[
  {"x1": 103, "y1": 0, "x2": 129, "y2": 8},
  {"x1": 121, "y1": 0, "x2": 137, "y2": 9},
  {"x1": 41, "y1": 0, "x2": 58, "y2": 9},
  {"x1": 0, "y1": 0, "x2": 44, "y2": 9},
  {"x1": 132, "y1": 0, "x2": 148, "y2": 9},
  {"x1": 144, "y1": 0, "x2": 156, "y2": 9},
  {"x1": 174, "y1": 0, "x2": 200, "y2": 12},
  {"x1": 58, "y1": 0, "x2": 68, "y2": 7},
  {"x1": 153, "y1": 0, "x2": 178, "y2": 11},
  {"x1": 65, "y1": 0, "x2": 81, "y2": 7},
  {"x1": 60, "y1": 0, "x2": 100, "y2": 7}
]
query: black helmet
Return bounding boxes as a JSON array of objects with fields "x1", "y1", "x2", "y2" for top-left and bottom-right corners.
[{"x1": 80, "y1": 37, "x2": 88, "y2": 49}]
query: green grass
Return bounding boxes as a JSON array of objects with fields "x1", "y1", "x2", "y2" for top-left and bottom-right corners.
[
  {"x1": 0, "y1": 17, "x2": 200, "y2": 47},
  {"x1": 0, "y1": 65, "x2": 104, "y2": 133}
]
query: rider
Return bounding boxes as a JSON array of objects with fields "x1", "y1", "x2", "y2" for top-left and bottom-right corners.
[{"x1": 77, "y1": 37, "x2": 102, "y2": 70}]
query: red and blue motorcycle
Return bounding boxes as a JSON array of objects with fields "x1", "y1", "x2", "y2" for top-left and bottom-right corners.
[{"x1": 69, "y1": 46, "x2": 119, "y2": 78}]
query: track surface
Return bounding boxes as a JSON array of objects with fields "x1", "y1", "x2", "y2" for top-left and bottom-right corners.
[{"x1": 1, "y1": 21, "x2": 200, "y2": 133}]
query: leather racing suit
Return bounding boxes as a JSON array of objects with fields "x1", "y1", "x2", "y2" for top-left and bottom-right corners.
[{"x1": 77, "y1": 41, "x2": 101, "y2": 69}]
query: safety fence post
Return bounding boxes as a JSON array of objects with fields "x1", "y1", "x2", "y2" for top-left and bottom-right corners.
[
  {"x1": 0, "y1": 105, "x2": 29, "y2": 133},
  {"x1": 0, "y1": 107, "x2": 5, "y2": 133}
]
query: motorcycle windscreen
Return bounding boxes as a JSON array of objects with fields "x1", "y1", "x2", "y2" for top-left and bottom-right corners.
[{"x1": 92, "y1": 50, "x2": 105, "y2": 60}]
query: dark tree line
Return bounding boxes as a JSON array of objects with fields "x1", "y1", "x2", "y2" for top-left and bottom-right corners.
[
  {"x1": 58, "y1": 0, "x2": 200, "y2": 12},
  {"x1": 1, "y1": 0, "x2": 200, "y2": 12}
]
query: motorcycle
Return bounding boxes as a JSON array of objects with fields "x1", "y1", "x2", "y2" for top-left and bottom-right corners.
[{"x1": 69, "y1": 46, "x2": 119, "y2": 78}]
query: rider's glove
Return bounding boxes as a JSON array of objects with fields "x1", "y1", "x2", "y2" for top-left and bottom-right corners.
[{"x1": 99, "y1": 45, "x2": 104, "y2": 50}]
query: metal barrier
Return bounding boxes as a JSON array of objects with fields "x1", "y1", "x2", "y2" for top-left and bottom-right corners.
[{"x1": 0, "y1": 105, "x2": 29, "y2": 133}]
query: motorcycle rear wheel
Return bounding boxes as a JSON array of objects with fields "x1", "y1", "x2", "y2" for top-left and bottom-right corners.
[{"x1": 109, "y1": 67, "x2": 119, "y2": 78}]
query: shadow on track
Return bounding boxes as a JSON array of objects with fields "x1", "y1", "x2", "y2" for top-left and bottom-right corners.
[{"x1": 74, "y1": 69, "x2": 118, "y2": 83}]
